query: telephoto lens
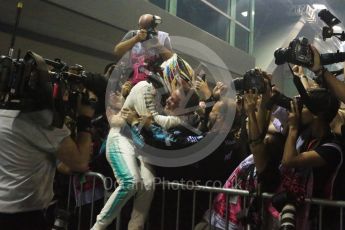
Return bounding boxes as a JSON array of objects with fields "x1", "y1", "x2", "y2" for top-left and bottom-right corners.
[{"x1": 279, "y1": 203, "x2": 296, "y2": 230}]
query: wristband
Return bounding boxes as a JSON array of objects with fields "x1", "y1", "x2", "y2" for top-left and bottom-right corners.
[
  {"x1": 76, "y1": 115, "x2": 92, "y2": 134},
  {"x1": 249, "y1": 136, "x2": 264, "y2": 146},
  {"x1": 205, "y1": 95, "x2": 216, "y2": 103},
  {"x1": 249, "y1": 130, "x2": 265, "y2": 146}
]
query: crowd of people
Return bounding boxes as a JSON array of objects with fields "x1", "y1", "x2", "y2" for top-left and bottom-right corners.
[{"x1": 1, "y1": 12, "x2": 345, "y2": 230}]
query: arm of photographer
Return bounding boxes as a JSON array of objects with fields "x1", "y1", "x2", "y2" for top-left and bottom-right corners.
[
  {"x1": 281, "y1": 100, "x2": 328, "y2": 168},
  {"x1": 114, "y1": 29, "x2": 173, "y2": 61},
  {"x1": 255, "y1": 70, "x2": 272, "y2": 134},
  {"x1": 114, "y1": 30, "x2": 147, "y2": 60},
  {"x1": 244, "y1": 90, "x2": 268, "y2": 173},
  {"x1": 246, "y1": 91, "x2": 285, "y2": 192},
  {"x1": 292, "y1": 65, "x2": 312, "y2": 89},
  {"x1": 310, "y1": 46, "x2": 345, "y2": 103},
  {"x1": 56, "y1": 104, "x2": 95, "y2": 173}
]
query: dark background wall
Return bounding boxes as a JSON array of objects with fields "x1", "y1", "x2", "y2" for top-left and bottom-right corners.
[{"x1": 0, "y1": 0, "x2": 255, "y2": 76}]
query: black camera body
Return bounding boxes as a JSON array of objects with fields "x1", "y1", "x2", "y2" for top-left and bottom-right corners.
[
  {"x1": 146, "y1": 27, "x2": 158, "y2": 40},
  {"x1": 274, "y1": 10, "x2": 345, "y2": 69},
  {"x1": 266, "y1": 92, "x2": 303, "y2": 112},
  {"x1": 275, "y1": 37, "x2": 345, "y2": 68},
  {"x1": 274, "y1": 37, "x2": 314, "y2": 67},
  {"x1": 233, "y1": 69, "x2": 267, "y2": 94},
  {"x1": 0, "y1": 51, "x2": 54, "y2": 111},
  {"x1": 142, "y1": 14, "x2": 161, "y2": 41}
]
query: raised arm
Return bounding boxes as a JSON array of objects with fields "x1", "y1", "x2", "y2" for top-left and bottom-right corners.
[
  {"x1": 57, "y1": 104, "x2": 95, "y2": 172},
  {"x1": 244, "y1": 90, "x2": 267, "y2": 173},
  {"x1": 114, "y1": 30, "x2": 147, "y2": 60},
  {"x1": 281, "y1": 100, "x2": 327, "y2": 168},
  {"x1": 310, "y1": 46, "x2": 345, "y2": 103}
]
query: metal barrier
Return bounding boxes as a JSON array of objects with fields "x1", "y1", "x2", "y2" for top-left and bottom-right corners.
[
  {"x1": 156, "y1": 182, "x2": 345, "y2": 230},
  {"x1": 65, "y1": 171, "x2": 110, "y2": 230},
  {"x1": 62, "y1": 175, "x2": 345, "y2": 230}
]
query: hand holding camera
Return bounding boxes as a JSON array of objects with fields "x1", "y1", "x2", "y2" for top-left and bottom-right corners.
[
  {"x1": 292, "y1": 65, "x2": 305, "y2": 78},
  {"x1": 309, "y1": 45, "x2": 322, "y2": 74},
  {"x1": 135, "y1": 29, "x2": 148, "y2": 42},
  {"x1": 77, "y1": 90, "x2": 96, "y2": 118},
  {"x1": 243, "y1": 90, "x2": 258, "y2": 115}
]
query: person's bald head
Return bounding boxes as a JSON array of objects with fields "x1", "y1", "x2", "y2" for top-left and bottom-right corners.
[{"x1": 138, "y1": 14, "x2": 155, "y2": 29}]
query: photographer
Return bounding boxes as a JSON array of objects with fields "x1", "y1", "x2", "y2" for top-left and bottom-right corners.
[
  {"x1": 0, "y1": 86, "x2": 100, "y2": 230},
  {"x1": 275, "y1": 89, "x2": 343, "y2": 229},
  {"x1": 114, "y1": 14, "x2": 194, "y2": 130},
  {"x1": 194, "y1": 69, "x2": 285, "y2": 230},
  {"x1": 114, "y1": 13, "x2": 173, "y2": 65}
]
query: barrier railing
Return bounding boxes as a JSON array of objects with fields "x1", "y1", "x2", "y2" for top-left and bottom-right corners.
[
  {"x1": 156, "y1": 182, "x2": 345, "y2": 230},
  {"x1": 62, "y1": 174, "x2": 345, "y2": 230},
  {"x1": 65, "y1": 172, "x2": 109, "y2": 230}
]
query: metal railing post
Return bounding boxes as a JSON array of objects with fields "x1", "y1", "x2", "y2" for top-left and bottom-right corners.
[
  {"x1": 191, "y1": 190, "x2": 196, "y2": 230},
  {"x1": 225, "y1": 194, "x2": 229, "y2": 230},
  {"x1": 176, "y1": 189, "x2": 181, "y2": 230},
  {"x1": 72, "y1": 178, "x2": 345, "y2": 230},
  {"x1": 161, "y1": 188, "x2": 166, "y2": 230},
  {"x1": 77, "y1": 179, "x2": 83, "y2": 230},
  {"x1": 208, "y1": 192, "x2": 213, "y2": 229},
  {"x1": 89, "y1": 176, "x2": 96, "y2": 229},
  {"x1": 340, "y1": 207, "x2": 343, "y2": 230},
  {"x1": 319, "y1": 205, "x2": 323, "y2": 230}
]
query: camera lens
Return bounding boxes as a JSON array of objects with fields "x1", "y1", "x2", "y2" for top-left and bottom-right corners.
[
  {"x1": 274, "y1": 48, "x2": 289, "y2": 65},
  {"x1": 280, "y1": 204, "x2": 296, "y2": 230}
]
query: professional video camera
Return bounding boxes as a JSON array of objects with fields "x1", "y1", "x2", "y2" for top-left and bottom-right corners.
[
  {"x1": 0, "y1": 51, "x2": 100, "y2": 127},
  {"x1": 232, "y1": 68, "x2": 267, "y2": 95},
  {"x1": 0, "y1": 2, "x2": 107, "y2": 128}
]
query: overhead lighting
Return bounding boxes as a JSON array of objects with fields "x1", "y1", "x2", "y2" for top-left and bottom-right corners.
[
  {"x1": 241, "y1": 11, "x2": 248, "y2": 17},
  {"x1": 312, "y1": 4, "x2": 327, "y2": 10},
  {"x1": 241, "y1": 11, "x2": 255, "y2": 17}
]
